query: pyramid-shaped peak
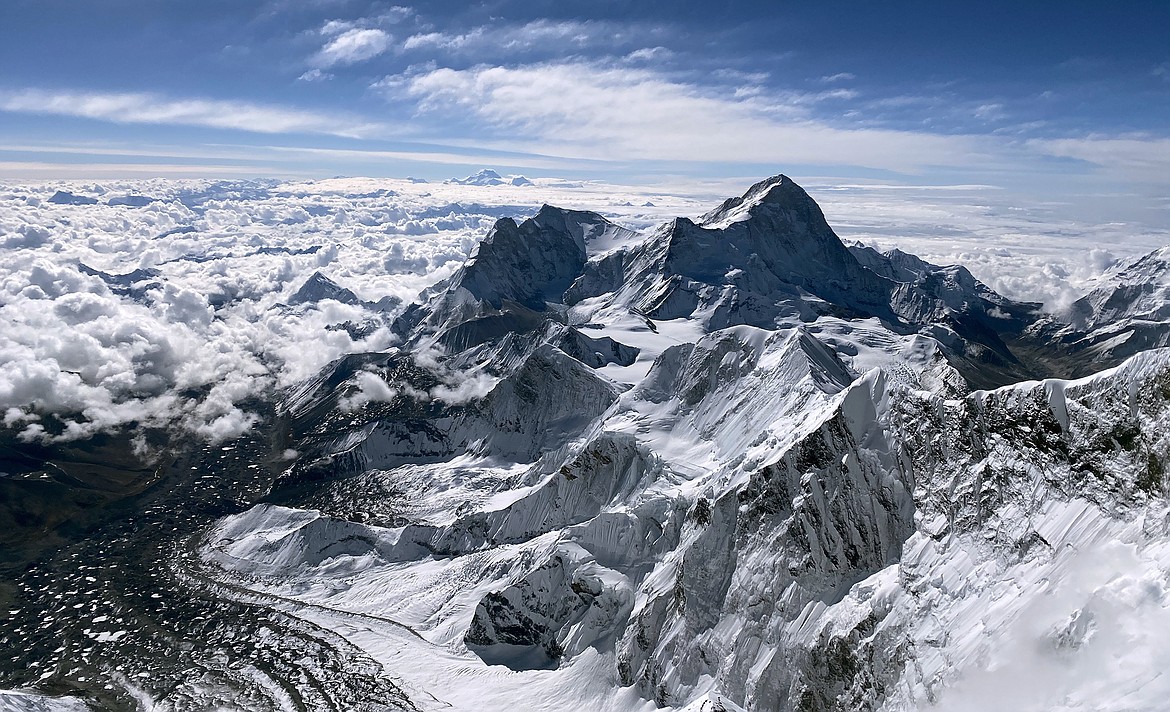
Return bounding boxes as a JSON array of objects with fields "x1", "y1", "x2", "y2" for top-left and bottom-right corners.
[
  {"x1": 699, "y1": 174, "x2": 822, "y2": 228},
  {"x1": 744, "y1": 173, "x2": 801, "y2": 203},
  {"x1": 533, "y1": 203, "x2": 566, "y2": 220},
  {"x1": 289, "y1": 271, "x2": 359, "y2": 305},
  {"x1": 448, "y1": 168, "x2": 508, "y2": 186}
]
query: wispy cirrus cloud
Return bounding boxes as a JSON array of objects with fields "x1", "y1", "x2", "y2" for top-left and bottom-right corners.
[
  {"x1": 373, "y1": 59, "x2": 1170, "y2": 188},
  {"x1": 383, "y1": 61, "x2": 993, "y2": 171},
  {"x1": 0, "y1": 89, "x2": 384, "y2": 138},
  {"x1": 401, "y1": 19, "x2": 670, "y2": 59},
  {"x1": 1027, "y1": 135, "x2": 1170, "y2": 183}
]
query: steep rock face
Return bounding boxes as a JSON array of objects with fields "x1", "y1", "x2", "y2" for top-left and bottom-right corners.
[
  {"x1": 830, "y1": 347, "x2": 1170, "y2": 712},
  {"x1": 398, "y1": 206, "x2": 632, "y2": 351},
  {"x1": 563, "y1": 176, "x2": 1050, "y2": 388},
  {"x1": 470, "y1": 344, "x2": 623, "y2": 460},
  {"x1": 194, "y1": 176, "x2": 1170, "y2": 712},
  {"x1": 616, "y1": 370, "x2": 915, "y2": 708},
  {"x1": 849, "y1": 245, "x2": 935, "y2": 284},
  {"x1": 578, "y1": 177, "x2": 895, "y2": 325},
  {"x1": 697, "y1": 176, "x2": 893, "y2": 314},
  {"x1": 451, "y1": 207, "x2": 587, "y2": 310},
  {"x1": 289, "y1": 271, "x2": 361, "y2": 306}
]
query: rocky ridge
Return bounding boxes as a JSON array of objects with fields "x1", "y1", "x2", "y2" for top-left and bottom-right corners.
[{"x1": 188, "y1": 175, "x2": 1170, "y2": 712}]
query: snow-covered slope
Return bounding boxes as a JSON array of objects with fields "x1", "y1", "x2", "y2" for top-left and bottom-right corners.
[
  {"x1": 186, "y1": 176, "x2": 1170, "y2": 712},
  {"x1": 1055, "y1": 246, "x2": 1170, "y2": 366},
  {"x1": 556, "y1": 175, "x2": 1049, "y2": 389}
]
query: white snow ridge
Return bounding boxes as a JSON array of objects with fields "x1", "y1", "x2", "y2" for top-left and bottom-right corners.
[{"x1": 4, "y1": 174, "x2": 1170, "y2": 712}]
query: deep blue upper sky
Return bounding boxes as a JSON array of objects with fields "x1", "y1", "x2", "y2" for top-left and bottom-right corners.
[{"x1": 1, "y1": 1, "x2": 1168, "y2": 204}]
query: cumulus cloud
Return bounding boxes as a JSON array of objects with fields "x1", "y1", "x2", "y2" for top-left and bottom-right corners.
[
  {"x1": 0, "y1": 89, "x2": 381, "y2": 138},
  {"x1": 312, "y1": 28, "x2": 392, "y2": 68},
  {"x1": 0, "y1": 174, "x2": 1163, "y2": 448},
  {"x1": 339, "y1": 370, "x2": 399, "y2": 412},
  {"x1": 0, "y1": 175, "x2": 702, "y2": 445}
]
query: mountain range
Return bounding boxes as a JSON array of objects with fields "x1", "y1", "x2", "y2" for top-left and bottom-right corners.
[{"x1": 3, "y1": 175, "x2": 1169, "y2": 711}]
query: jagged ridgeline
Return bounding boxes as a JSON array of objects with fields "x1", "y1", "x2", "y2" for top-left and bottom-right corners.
[
  {"x1": 14, "y1": 175, "x2": 1168, "y2": 711},
  {"x1": 203, "y1": 176, "x2": 1170, "y2": 711}
]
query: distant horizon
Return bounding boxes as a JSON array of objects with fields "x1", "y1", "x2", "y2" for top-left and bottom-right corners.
[{"x1": 2, "y1": 1, "x2": 1169, "y2": 228}]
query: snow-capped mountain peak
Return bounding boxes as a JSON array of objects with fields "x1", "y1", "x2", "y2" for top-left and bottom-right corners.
[
  {"x1": 447, "y1": 168, "x2": 535, "y2": 187},
  {"x1": 1054, "y1": 245, "x2": 1170, "y2": 363},
  {"x1": 289, "y1": 270, "x2": 360, "y2": 306},
  {"x1": 698, "y1": 174, "x2": 821, "y2": 229}
]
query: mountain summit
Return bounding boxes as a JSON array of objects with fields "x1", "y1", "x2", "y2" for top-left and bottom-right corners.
[
  {"x1": 204, "y1": 177, "x2": 1170, "y2": 712},
  {"x1": 13, "y1": 174, "x2": 1170, "y2": 712},
  {"x1": 447, "y1": 169, "x2": 534, "y2": 187}
]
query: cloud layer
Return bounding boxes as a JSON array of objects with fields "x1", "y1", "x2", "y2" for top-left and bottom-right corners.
[
  {"x1": 0, "y1": 175, "x2": 701, "y2": 445},
  {"x1": 0, "y1": 174, "x2": 1165, "y2": 446}
]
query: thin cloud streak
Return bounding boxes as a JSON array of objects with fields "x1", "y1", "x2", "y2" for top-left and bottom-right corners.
[
  {"x1": 0, "y1": 89, "x2": 385, "y2": 139},
  {"x1": 1028, "y1": 135, "x2": 1170, "y2": 184},
  {"x1": 0, "y1": 140, "x2": 602, "y2": 175},
  {"x1": 0, "y1": 161, "x2": 314, "y2": 178},
  {"x1": 400, "y1": 19, "x2": 664, "y2": 57}
]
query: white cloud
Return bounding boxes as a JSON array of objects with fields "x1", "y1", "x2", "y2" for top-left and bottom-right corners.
[
  {"x1": 429, "y1": 371, "x2": 499, "y2": 405},
  {"x1": 383, "y1": 61, "x2": 1170, "y2": 186},
  {"x1": 393, "y1": 61, "x2": 993, "y2": 171},
  {"x1": 624, "y1": 47, "x2": 673, "y2": 63},
  {"x1": 820, "y1": 72, "x2": 855, "y2": 83},
  {"x1": 0, "y1": 172, "x2": 1165, "y2": 448},
  {"x1": 1028, "y1": 135, "x2": 1170, "y2": 184},
  {"x1": 298, "y1": 68, "x2": 333, "y2": 82},
  {"x1": 312, "y1": 28, "x2": 392, "y2": 68},
  {"x1": 401, "y1": 19, "x2": 657, "y2": 56},
  {"x1": 339, "y1": 370, "x2": 399, "y2": 412},
  {"x1": 0, "y1": 89, "x2": 381, "y2": 138}
]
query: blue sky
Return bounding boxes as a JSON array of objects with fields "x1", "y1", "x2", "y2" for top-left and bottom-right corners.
[{"x1": 1, "y1": 1, "x2": 1168, "y2": 214}]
